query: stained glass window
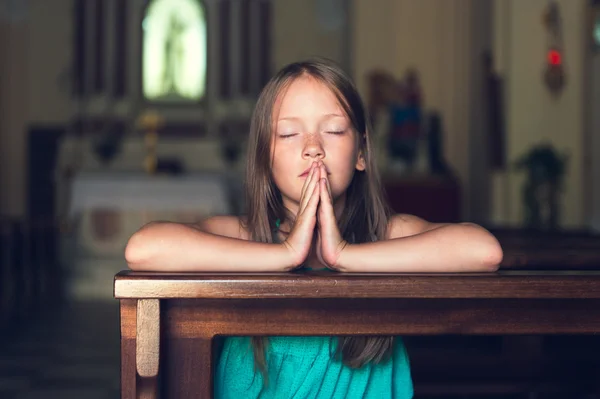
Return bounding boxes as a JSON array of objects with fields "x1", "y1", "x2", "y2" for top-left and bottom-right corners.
[{"x1": 142, "y1": 0, "x2": 207, "y2": 102}]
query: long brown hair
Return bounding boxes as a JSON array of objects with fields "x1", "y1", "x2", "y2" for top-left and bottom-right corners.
[{"x1": 242, "y1": 58, "x2": 394, "y2": 378}]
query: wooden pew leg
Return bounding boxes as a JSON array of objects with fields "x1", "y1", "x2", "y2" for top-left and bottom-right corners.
[
  {"x1": 163, "y1": 336, "x2": 213, "y2": 398},
  {"x1": 122, "y1": 299, "x2": 215, "y2": 398},
  {"x1": 137, "y1": 377, "x2": 159, "y2": 399},
  {"x1": 136, "y1": 299, "x2": 161, "y2": 399}
]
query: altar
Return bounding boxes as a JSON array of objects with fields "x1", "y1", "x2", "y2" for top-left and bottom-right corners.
[
  {"x1": 45, "y1": 0, "x2": 275, "y2": 300},
  {"x1": 61, "y1": 172, "x2": 237, "y2": 300}
]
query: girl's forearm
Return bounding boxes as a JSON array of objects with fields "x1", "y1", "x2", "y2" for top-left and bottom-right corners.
[
  {"x1": 125, "y1": 222, "x2": 296, "y2": 272},
  {"x1": 336, "y1": 223, "x2": 503, "y2": 273}
]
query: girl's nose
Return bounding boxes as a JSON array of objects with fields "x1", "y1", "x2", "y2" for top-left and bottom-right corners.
[{"x1": 303, "y1": 138, "x2": 325, "y2": 159}]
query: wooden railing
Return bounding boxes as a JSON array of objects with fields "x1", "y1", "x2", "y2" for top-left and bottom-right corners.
[{"x1": 115, "y1": 269, "x2": 600, "y2": 398}]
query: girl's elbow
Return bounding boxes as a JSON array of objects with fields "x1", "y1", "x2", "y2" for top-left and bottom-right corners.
[
  {"x1": 480, "y1": 242, "x2": 503, "y2": 272},
  {"x1": 124, "y1": 222, "x2": 169, "y2": 270},
  {"x1": 124, "y1": 245, "x2": 142, "y2": 271},
  {"x1": 124, "y1": 232, "x2": 152, "y2": 270},
  {"x1": 126, "y1": 261, "x2": 143, "y2": 271}
]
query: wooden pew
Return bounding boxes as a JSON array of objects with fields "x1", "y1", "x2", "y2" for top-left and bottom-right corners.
[
  {"x1": 114, "y1": 270, "x2": 600, "y2": 398},
  {"x1": 0, "y1": 218, "x2": 16, "y2": 331},
  {"x1": 0, "y1": 217, "x2": 62, "y2": 336},
  {"x1": 493, "y1": 228, "x2": 600, "y2": 270}
]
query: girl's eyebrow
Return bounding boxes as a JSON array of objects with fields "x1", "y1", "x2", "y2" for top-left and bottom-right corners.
[{"x1": 277, "y1": 113, "x2": 346, "y2": 122}]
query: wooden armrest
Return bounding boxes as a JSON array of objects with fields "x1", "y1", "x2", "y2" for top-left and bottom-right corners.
[{"x1": 114, "y1": 270, "x2": 600, "y2": 299}]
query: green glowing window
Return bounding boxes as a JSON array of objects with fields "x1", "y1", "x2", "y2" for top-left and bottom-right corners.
[{"x1": 142, "y1": 0, "x2": 207, "y2": 102}]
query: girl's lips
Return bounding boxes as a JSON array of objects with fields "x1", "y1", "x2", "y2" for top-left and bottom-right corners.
[
  {"x1": 299, "y1": 167, "x2": 312, "y2": 177},
  {"x1": 299, "y1": 165, "x2": 331, "y2": 177}
]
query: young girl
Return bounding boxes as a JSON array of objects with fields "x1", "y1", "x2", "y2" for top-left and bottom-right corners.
[{"x1": 125, "y1": 58, "x2": 503, "y2": 399}]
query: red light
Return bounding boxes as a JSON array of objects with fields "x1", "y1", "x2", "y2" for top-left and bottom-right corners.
[{"x1": 548, "y1": 49, "x2": 562, "y2": 65}]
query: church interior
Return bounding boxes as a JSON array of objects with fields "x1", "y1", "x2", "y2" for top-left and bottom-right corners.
[{"x1": 1, "y1": 0, "x2": 600, "y2": 397}]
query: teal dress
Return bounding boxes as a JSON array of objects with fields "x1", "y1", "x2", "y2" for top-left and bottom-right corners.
[
  {"x1": 215, "y1": 335, "x2": 413, "y2": 398},
  {"x1": 215, "y1": 222, "x2": 413, "y2": 398}
]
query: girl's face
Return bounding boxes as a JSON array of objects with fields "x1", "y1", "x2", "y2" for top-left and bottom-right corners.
[{"x1": 270, "y1": 75, "x2": 365, "y2": 215}]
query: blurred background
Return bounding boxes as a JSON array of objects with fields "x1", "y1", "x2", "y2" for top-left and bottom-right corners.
[{"x1": 0, "y1": 0, "x2": 599, "y2": 398}]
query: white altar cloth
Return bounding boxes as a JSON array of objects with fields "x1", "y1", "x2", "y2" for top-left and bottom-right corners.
[
  {"x1": 68, "y1": 172, "x2": 232, "y2": 217},
  {"x1": 62, "y1": 172, "x2": 235, "y2": 300}
]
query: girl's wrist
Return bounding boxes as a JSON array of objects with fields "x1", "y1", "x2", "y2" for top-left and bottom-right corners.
[
  {"x1": 279, "y1": 242, "x2": 306, "y2": 271},
  {"x1": 330, "y1": 242, "x2": 354, "y2": 272}
]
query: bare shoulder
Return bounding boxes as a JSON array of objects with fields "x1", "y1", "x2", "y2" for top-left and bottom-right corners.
[
  {"x1": 387, "y1": 213, "x2": 449, "y2": 239},
  {"x1": 195, "y1": 215, "x2": 250, "y2": 240}
]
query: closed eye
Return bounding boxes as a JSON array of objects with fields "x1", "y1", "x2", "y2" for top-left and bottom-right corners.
[
  {"x1": 326, "y1": 131, "x2": 345, "y2": 135},
  {"x1": 278, "y1": 133, "x2": 298, "y2": 138}
]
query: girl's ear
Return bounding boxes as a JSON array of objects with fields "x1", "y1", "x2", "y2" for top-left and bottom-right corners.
[
  {"x1": 355, "y1": 133, "x2": 367, "y2": 171},
  {"x1": 355, "y1": 151, "x2": 366, "y2": 171}
]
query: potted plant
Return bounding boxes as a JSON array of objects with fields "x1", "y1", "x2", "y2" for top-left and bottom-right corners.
[{"x1": 514, "y1": 142, "x2": 569, "y2": 230}]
